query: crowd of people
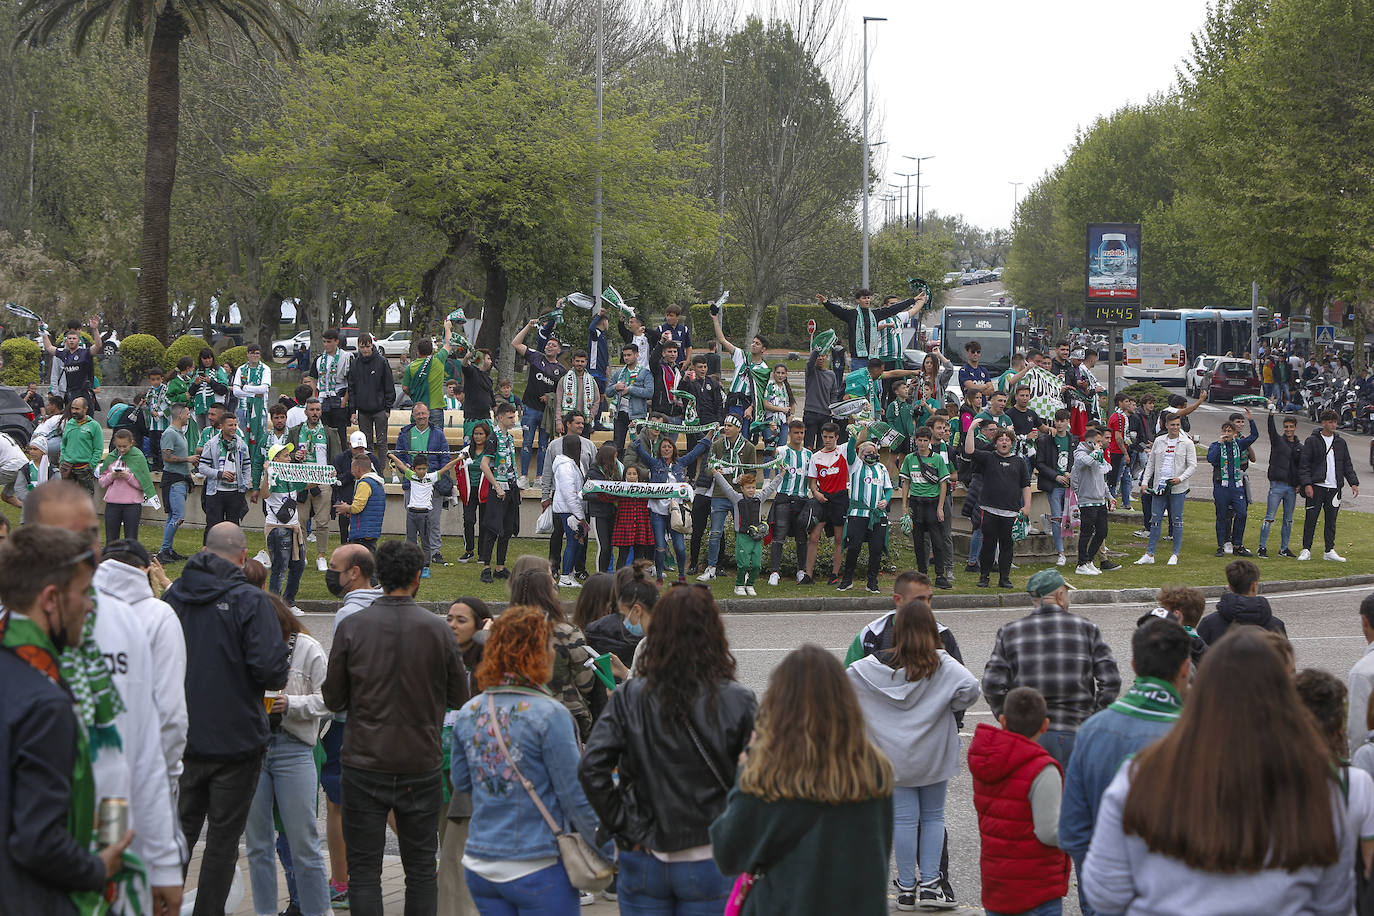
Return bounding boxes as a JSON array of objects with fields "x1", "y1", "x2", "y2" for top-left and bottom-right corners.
[{"x1": 8, "y1": 472, "x2": 1374, "y2": 916}]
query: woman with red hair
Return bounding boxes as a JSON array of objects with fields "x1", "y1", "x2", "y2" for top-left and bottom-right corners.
[{"x1": 449, "y1": 606, "x2": 602, "y2": 914}]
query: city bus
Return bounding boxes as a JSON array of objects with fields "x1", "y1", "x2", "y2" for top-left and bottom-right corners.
[
  {"x1": 1122, "y1": 308, "x2": 1256, "y2": 386},
  {"x1": 920, "y1": 306, "x2": 1030, "y2": 400}
]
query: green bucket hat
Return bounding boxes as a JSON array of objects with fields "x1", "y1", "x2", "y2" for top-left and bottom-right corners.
[{"x1": 1026, "y1": 568, "x2": 1070, "y2": 597}]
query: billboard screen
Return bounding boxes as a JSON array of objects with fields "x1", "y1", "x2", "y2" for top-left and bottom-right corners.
[{"x1": 1086, "y1": 223, "x2": 1141, "y2": 302}]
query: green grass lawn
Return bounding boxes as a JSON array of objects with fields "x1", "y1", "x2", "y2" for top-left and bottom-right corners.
[{"x1": 6, "y1": 499, "x2": 1368, "y2": 604}]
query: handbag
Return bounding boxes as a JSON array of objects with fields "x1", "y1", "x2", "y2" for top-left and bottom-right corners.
[
  {"x1": 668, "y1": 498, "x2": 692, "y2": 534},
  {"x1": 485, "y1": 694, "x2": 614, "y2": 892},
  {"x1": 535, "y1": 504, "x2": 554, "y2": 535}
]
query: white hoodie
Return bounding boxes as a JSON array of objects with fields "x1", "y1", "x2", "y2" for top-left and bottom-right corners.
[
  {"x1": 551, "y1": 453, "x2": 587, "y2": 520},
  {"x1": 279, "y1": 633, "x2": 333, "y2": 747}
]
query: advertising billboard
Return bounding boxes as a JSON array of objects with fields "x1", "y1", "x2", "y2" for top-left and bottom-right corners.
[{"x1": 1085, "y1": 223, "x2": 1140, "y2": 302}]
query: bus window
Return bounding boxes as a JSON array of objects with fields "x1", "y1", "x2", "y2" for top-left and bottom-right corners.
[{"x1": 943, "y1": 312, "x2": 1014, "y2": 374}]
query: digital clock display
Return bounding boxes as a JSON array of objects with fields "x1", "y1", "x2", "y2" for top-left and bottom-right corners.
[{"x1": 1084, "y1": 305, "x2": 1138, "y2": 327}]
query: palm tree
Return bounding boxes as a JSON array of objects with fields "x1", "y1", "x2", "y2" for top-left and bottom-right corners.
[{"x1": 14, "y1": 0, "x2": 299, "y2": 343}]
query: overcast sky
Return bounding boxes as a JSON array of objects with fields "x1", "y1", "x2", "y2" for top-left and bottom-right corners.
[{"x1": 846, "y1": 0, "x2": 1213, "y2": 232}]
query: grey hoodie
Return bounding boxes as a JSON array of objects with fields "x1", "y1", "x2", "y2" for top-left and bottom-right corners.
[
  {"x1": 847, "y1": 651, "x2": 980, "y2": 786},
  {"x1": 1072, "y1": 441, "x2": 1110, "y2": 505}
]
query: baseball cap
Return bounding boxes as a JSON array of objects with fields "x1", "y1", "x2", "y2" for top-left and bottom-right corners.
[
  {"x1": 350, "y1": 431, "x2": 368, "y2": 448},
  {"x1": 1136, "y1": 607, "x2": 1177, "y2": 627},
  {"x1": 1026, "y1": 569, "x2": 1070, "y2": 597},
  {"x1": 268, "y1": 443, "x2": 292, "y2": 461}
]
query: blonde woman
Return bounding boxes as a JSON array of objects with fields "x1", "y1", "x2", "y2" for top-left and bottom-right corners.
[{"x1": 711, "y1": 645, "x2": 894, "y2": 915}]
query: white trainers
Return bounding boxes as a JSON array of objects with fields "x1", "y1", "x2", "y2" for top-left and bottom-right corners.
[
  {"x1": 796, "y1": 570, "x2": 806, "y2": 583},
  {"x1": 1134, "y1": 554, "x2": 1155, "y2": 565},
  {"x1": 1075, "y1": 563, "x2": 1100, "y2": 575},
  {"x1": 1324, "y1": 549, "x2": 1347, "y2": 562},
  {"x1": 768, "y1": 572, "x2": 780, "y2": 586},
  {"x1": 1298, "y1": 548, "x2": 1312, "y2": 561},
  {"x1": 733, "y1": 586, "x2": 747, "y2": 596},
  {"x1": 1223, "y1": 542, "x2": 1233, "y2": 554},
  {"x1": 316, "y1": 556, "x2": 328, "y2": 572},
  {"x1": 253, "y1": 549, "x2": 271, "y2": 567},
  {"x1": 290, "y1": 605, "x2": 304, "y2": 617},
  {"x1": 1056, "y1": 554, "x2": 1067, "y2": 567},
  {"x1": 697, "y1": 566, "x2": 717, "y2": 582},
  {"x1": 1166, "y1": 554, "x2": 1178, "y2": 566},
  {"x1": 306, "y1": 532, "x2": 316, "y2": 544},
  {"x1": 516, "y1": 475, "x2": 529, "y2": 490},
  {"x1": 558, "y1": 574, "x2": 581, "y2": 588},
  {"x1": 745, "y1": 586, "x2": 757, "y2": 596}
]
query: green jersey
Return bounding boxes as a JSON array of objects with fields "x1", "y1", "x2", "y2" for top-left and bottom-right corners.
[{"x1": 900, "y1": 451, "x2": 951, "y2": 499}]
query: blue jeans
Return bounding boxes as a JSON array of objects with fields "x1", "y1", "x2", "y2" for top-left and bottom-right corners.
[
  {"x1": 893, "y1": 781, "x2": 947, "y2": 888},
  {"x1": 1048, "y1": 486, "x2": 1067, "y2": 554},
  {"x1": 1213, "y1": 483, "x2": 1248, "y2": 548},
  {"x1": 1072, "y1": 852, "x2": 1095, "y2": 916},
  {"x1": 159, "y1": 480, "x2": 187, "y2": 553},
  {"x1": 616, "y1": 849, "x2": 733, "y2": 916},
  {"x1": 650, "y1": 511, "x2": 686, "y2": 581},
  {"x1": 465, "y1": 861, "x2": 579, "y2": 916},
  {"x1": 561, "y1": 514, "x2": 583, "y2": 577},
  {"x1": 1146, "y1": 489, "x2": 1186, "y2": 557},
  {"x1": 987, "y1": 899, "x2": 1064, "y2": 916},
  {"x1": 245, "y1": 733, "x2": 330, "y2": 916},
  {"x1": 520, "y1": 405, "x2": 550, "y2": 477},
  {"x1": 1116, "y1": 458, "x2": 1133, "y2": 507},
  {"x1": 1038, "y1": 729, "x2": 1076, "y2": 770},
  {"x1": 706, "y1": 496, "x2": 732, "y2": 568},
  {"x1": 1261, "y1": 482, "x2": 1296, "y2": 552},
  {"x1": 968, "y1": 527, "x2": 982, "y2": 564},
  {"x1": 268, "y1": 527, "x2": 306, "y2": 604}
]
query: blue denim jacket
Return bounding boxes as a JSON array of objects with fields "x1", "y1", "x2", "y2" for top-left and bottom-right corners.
[
  {"x1": 1058, "y1": 705, "x2": 1175, "y2": 857},
  {"x1": 450, "y1": 687, "x2": 601, "y2": 860},
  {"x1": 635, "y1": 435, "x2": 711, "y2": 484}
]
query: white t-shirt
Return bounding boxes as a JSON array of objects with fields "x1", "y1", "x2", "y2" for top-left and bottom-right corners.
[
  {"x1": 1321, "y1": 433, "x2": 1337, "y2": 488},
  {"x1": 286, "y1": 405, "x2": 307, "y2": 429},
  {"x1": 0, "y1": 435, "x2": 28, "y2": 473},
  {"x1": 1348, "y1": 766, "x2": 1374, "y2": 843},
  {"x1": 407, "y1": 471, "x2": 437, "y2": 511},
  {"x1": 1158, "y1": 436, "x2": 1179, "y2": 482}
]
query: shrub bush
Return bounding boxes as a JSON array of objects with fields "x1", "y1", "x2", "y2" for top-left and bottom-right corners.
[
  {"x1": 118, "y1": 334, "x2": 166, "y2": 384},
  {"x1": 163, "y1": 334, "x2": 213, "y2": 373},
  {"x1": 0, "y1": 337, "x2": 41, "y2": 386},
  {"x1": 219, "y1": 346, "x2": 248, "y2": 371},
  {"x1": 1118, "y1": 380, "x2": 1171, "y2": 406}
]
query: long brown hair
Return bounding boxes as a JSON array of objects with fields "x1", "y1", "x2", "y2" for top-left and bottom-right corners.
[
  {"x1": 634, "y1": 585, "x2": 735, "y2": 725},
  {"x1": 739, "y1": 644, "x2": 893, "y2": 804},
  {"x1": 1121, "y1": 628, "x2": 1340, "y2": 872},
  {"x1": 475, "y1": 605, "x2": 552, "y2": 690},
  {"x1": 1295, "y1": 668, "x2": 1349, "y2": 763},
  {"x1": 509, "y1": 558, "x2": 567, "y2": 623},
  {"x1": 883, "y1": 598, "x2": 940, "y2": 681}
]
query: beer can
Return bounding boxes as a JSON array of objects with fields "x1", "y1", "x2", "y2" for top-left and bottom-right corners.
[{"x1": 97, "y1": 796, "x2": 129, "y2": 848}]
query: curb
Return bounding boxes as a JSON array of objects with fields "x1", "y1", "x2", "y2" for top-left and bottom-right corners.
[{"x1": 295, "y1": 574, "x2": 1374, "y2": 617}]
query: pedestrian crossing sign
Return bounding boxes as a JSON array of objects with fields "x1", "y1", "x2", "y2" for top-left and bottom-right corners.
[{"x1": 1316, "y1": 324, "x2": 1336, "y2": 345}]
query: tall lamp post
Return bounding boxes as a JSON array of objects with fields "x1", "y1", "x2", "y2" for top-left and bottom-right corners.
[
  {"x1": 904, "y1": 154, "x2": 933, "y2": 233},
  {"x1": 592, "y1": 0, "x2": 603, "y2": 315},
  {"x1": 718, "y1": 57, "x2": 731, "y2": 296},
  {"x1": 1008, "y1": 180, "x2": 1023, "y2": 222},
  {"x1": 895, "y1": 171, "x2": 916, "y2": 226},
  {"x1": 861, "y1": 15, "x2": 886, "y2": 287}
]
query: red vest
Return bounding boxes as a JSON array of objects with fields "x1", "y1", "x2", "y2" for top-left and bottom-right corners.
[{"x1": 968, "y1": 723, "x2": 1070, "y2": 913}]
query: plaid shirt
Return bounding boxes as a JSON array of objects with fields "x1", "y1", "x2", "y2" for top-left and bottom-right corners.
[{"x1": 982, "y1": 602, "x2": 1121, "y2": 731}]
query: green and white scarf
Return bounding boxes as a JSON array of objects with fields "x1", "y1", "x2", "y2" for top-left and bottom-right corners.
[
  {"x1": 1107, "y1": 676, "x2": 1182, "y2": 723},
  {"x1": 235, "y1": 363, "x2": 268, "y2": 445},
  {"x1": 144, "y1": 383, "x2": 170, "y2": 432},
  {"x1": 98, "y1": 448, "x2": 154, "y2": 500}
]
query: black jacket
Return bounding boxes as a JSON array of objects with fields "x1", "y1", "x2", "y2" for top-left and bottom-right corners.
[
  {"x1": 679, "y1": 374, "x2": 725, "y2": 425},
  {"x1": 1197, "y1": 592, "x2": 1287, "y2": 645},
  {"x1": 1298, "y1": 429, "x2": 1359, "y2": 490},
  {"x1": 648, "y1": 338, "x2": 684, "y2": 418},
  {"x1": 460, "y1": 363, "x2": 494, "y2": 420},
  {"x1": 347, "y1": 351, "x2": 395, "y2": 414},
  {"x1": 579, "y1": 677, "x2": 756, "y2": 852},
  {"x1": 584, "y1": 613, "x2": 641, "y2": 669},
  {"x1": 0, "y1": 651, "x2": 107, "y2": 913},
  {"x1": 163, "y1": 552, "x2": 289, "y2": 759},
  {"x1": 1034, "y1": 432, "x2": 1077, "y2": 492},
  {"x1": 1265, "y1": 414, "x2": 1303, "y2": 486},
  {"x1": 332, "y1": 450, "x2": 383, "y2": 507}
]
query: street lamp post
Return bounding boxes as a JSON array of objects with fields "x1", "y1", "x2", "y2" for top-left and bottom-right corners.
[
  {"x1": 592, "y1": 0, "x2": 603, "y2": 315},
  {"x1": 718, "y1": 58, "x2": 731, "y2": 297},
  {"x1": 861, "y1": 15, "x2": 886, "y2": 287},
  {"x1": 903, "y1": 154, "x2": 933, "y2": 233},
  {"x1": 895, "y1": 171, "x2": 916, "y2": 226},
  {"x1": 1008, "y1": 180, "x2": 1023, "y2": 222}
]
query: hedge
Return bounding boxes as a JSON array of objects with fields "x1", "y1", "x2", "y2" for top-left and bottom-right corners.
[
  {"x1": 1, "y1": 337, "x2": 41, "y2": 386},
  {"x1": 686, "y1": 303, "x2": 851, "y2": 351},
  {"x1": 1118, "y1": 381, "x2": 1171, "y2": 406},
  {"x1": 219, "y1": 346, "x2": 248, "y2": 371},
  {"x1": 163, "y1": 335, "x2": 214, "y2": 373},
  {"x1": 118, "y1": 334, "x2": 166, "y2": 383}
]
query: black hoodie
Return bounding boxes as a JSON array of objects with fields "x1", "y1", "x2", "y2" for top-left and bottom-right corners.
[
  {"x1": 1196, "y1": 591, "x2": 1287, "y2": 645},
  {"x1": 163, "y1": 551, "x2": 289, "y2": 759}
]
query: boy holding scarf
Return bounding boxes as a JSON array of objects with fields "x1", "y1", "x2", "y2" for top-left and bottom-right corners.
[{"x1": 144, "y1": 366, "x2": 170, "y2": 470}]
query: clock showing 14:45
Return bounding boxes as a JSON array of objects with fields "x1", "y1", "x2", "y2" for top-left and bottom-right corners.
[{"x1": 1084, "y1": 304, "x2": 1138, "y2": 327}]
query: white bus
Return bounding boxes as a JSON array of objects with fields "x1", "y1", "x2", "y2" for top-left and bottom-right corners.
[{"x1": 1122, "y1": 308, "x2": 1256, "y2": 386}]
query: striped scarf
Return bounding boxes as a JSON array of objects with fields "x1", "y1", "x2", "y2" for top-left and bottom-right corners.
[{"x1": 1107, "y1": 676, "x2": 1182, "y2": 723}]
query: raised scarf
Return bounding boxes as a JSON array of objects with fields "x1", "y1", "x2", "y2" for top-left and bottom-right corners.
[
  {"x1": 235, "y1": 363, "x2": 268, "y2": 443},
  {"x1": 98, "y1": 448, "x2": 154, "y2": 500},
  {"x1": 559, "y1": 369, "x2": 599, "y2": 415},
  {"x1": 1107, "y1": 676, "x2": 1182, "y2": 723}
]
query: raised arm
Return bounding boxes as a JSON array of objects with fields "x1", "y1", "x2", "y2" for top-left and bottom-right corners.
[
  {"x1": 711, "y1": 468, "x2": 742, "y2": 507},
  {"x1": 711, "y1": 308, "x2": 736, "y2": 354},
  {"x1": 511, "y1": 317, "x2": 540, "y2": 357}
]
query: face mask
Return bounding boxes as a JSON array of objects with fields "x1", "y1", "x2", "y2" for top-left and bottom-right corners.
[
  {"x1": 325, "y1": 569, "x2": 346, "y2": 598},
  {"x1": 625, "y1": 619, "x2": 644, "y2": 638},
  {"x1": 862, "y1": 452, "x2": 879, "y2": 464}
]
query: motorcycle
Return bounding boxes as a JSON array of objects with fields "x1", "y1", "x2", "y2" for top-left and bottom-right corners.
[
  {"x1": 1338, "y1": 380, "x2": 1359, "y2": 430},
  {"x1": 1302, "y1": 378, "x2": 1327, "y2": 421}
]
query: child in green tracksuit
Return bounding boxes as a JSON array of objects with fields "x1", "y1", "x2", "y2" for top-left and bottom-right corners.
[{"x1": 713, "y1": 468, "x2": 784, "y2": 596}]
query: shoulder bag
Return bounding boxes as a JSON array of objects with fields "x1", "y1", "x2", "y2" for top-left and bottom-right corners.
[{"x1": 485, "y1": 693, "x2": 614, "y2": 892}]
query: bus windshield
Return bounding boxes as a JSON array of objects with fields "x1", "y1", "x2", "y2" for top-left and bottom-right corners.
[{"x1": 943, "y1": 311, "x2": 1014, "y2": 374}]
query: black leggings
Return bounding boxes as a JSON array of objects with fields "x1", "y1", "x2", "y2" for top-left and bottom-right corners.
[
  {"x1": 1078, "y1": 504, "x2": 1108, "y2": 565},
  {"x1": 462, "y1": 496, "x2": 484, "y2": 553},
  {"x1": 592, "y1": 516, "x2": 615, "y2": 572},
  {"x1": 617, "y1": 543, "x2": 655, "y2": 567},
  {"x1": 979, "y1": 512, "x2": 1016, "y2": 581},
  {"x1": 842, "y1": 516, "x2": 887, "y2": 586},
  {"x1": 105, "y1": 502, "x2": 142, "y2": 544},
  {"x1": 689, "y1": 492, "x2": 712, "y2": 568}
]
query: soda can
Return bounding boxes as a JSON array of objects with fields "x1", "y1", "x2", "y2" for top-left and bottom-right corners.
[{"x1": 97, "y1": 796, "x2": 129, "y2": 848}]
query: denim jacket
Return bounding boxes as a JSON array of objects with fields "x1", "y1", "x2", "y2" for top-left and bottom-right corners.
[
  {"x1": 634, "y1": 435, "x2": 712, "y2": 485},
  {"x1": 450, "y1": 686, "x2": 601, "y2": 860},
  {"x1": 608, "y1": 364, "x2": 653, "y2": 419}
]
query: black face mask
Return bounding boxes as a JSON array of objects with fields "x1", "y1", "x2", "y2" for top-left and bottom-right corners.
[
  {"x1": 862, "y1": 453, "x2": 879, "y2": 464},
  {"x1": 325, "y1": 569, "x2": 345, "y2": 598}
]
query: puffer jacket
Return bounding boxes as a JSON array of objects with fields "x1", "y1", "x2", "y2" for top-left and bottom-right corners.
[{"x1": 579, "y1": 677, "x2": 756, "y2": 852}]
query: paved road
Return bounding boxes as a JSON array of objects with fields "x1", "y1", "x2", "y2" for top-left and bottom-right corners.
[{"x1": 292, "y1": 577, "x2": 1372, "y2": 915}]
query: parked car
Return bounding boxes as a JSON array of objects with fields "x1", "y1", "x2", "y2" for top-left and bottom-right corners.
[
  {"x1": 1205, "y1": 358, "x2": 1260, "y2": 404},
  {"x1": 991, "y1": 267, "x2": 1004, "y2": 280},
  {"x1": 1185, "y1": 355, "x2": 1221, "y2": 397},
  {"x1": 942, "y1": 272, "x2": 964, "y2": 286},
  {"x1": 0, "y1": 389, "x2": 36, "y2": 444},
  {"x1": 374, "y1": 330, "x2": 414, "y2": 357},
  {"x1": 186, "y1": 325, "x2": 244, "y2": 348},
  {"x1": 271, "y1": 330, "x2": 311, "y2": 360}
]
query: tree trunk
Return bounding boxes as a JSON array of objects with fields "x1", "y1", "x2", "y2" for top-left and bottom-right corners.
[{"x1": 136, "y1": 10, "x2": 186, "y2": 344}]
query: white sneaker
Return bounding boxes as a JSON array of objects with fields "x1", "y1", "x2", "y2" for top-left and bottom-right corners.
[
  {"x1": 253, "y1": 549, "x2": 271, "y2": 567},
  {"x1": 768, "y1": 572, "x2": 780, "y2": 586},
  {"x1": 1056, "y1": 554, "x2": 1067, "y2": 567},
  {"x1": 1223, "y1": 543, "x2": 1233, "y2": 554},
  {"x1": 316, "y1": 556, "x2": 328, "y2": 572},
  {"x1": 1298, "y1": 548, "x2": 1312, "y2": 560},
  {"x1": 1324, "y1": 549, "x2": 1347, "y2": 562},
  {"x1": 1075, "y1": 563, "x2": 1100, "y2": 575},
  {"x1": 733, "y1": 586, "x2": 747, "y2": 596},
  {"x1": 697, "y1": 566, "x2": 717, "y2": 582},
  {"x1": 745, "y1": 586, "x2": 757, "y2": 596},
  {"x1": 557, "y1": 574, "x2": 577, "y2": 587},
  {"x1": 1134, "y1": 554, "x2": 1155, "y2": 565},
  {"x1": 796, "y1": 570, "x2": 806, "y2": 583},
  {"x1": 290, "y1": 606, "x2": 304, "y2": 617},
  {"x1": 1166, "y1": 554, "x2": 1179, "y2": 566},
  {"x1": 517, "y1": 475, "x2": 529, "y2": 490},
  {"x1": 306, "y1": 532, "x2": 316, "y2": 544}
]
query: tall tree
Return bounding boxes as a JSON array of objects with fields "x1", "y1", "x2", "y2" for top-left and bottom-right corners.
[{"x1": 14, "y1": 0, "x2": 300, "y2": 342}]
